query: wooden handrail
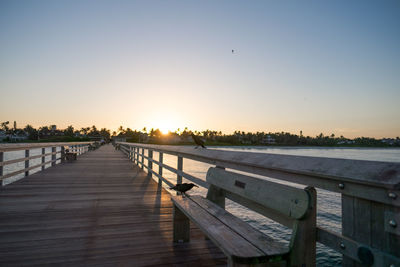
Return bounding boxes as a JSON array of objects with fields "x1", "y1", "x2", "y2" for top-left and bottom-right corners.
[
  {"x1": 0, "y1": 142, "x2": 94, "y2": 152},
  {"x1": 0, "y1": 158, "x2": 60, "y2": 180},
  {"x1": 118, "y1": 142, "x2": 400, "y2": 206},
  {"x1": 0, "y1": 151, "x2": 59, "y2": 166},
  {"x1": 0, "y1": 142, "x2": 93, "y2": 183}
]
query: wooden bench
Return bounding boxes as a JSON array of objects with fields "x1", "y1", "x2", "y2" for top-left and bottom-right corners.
[
  {"x1": 171, "y1": 167, "x2": 316, "y2": 266},
  {"x1": 63, "y1": 146, "x2": 77, "y2": 161}
]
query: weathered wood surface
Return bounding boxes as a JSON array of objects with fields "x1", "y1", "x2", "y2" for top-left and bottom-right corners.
[
  {"x1": 0, "y1": 144, "x2": 226, "y2": 266},
  {"x1": 171, "y1": 195, "x2": 274, "y2": 264},
  {"x1": 117, "y1": 143, "x2": 400, "y2": 208},
  {"x1": 206, "y1": 167, "x2": 309, "y2": 219},
  {"x1": 117, "y1": 143, "x2": 400, "y2": 189},
  {"x1": 189, "y1": 195, "x2": 289, "y2": 256}
]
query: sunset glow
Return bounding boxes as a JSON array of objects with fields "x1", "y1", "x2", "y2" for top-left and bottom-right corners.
[{"x1": 0, "y1": 1, "x2": 399, "y2": 138}]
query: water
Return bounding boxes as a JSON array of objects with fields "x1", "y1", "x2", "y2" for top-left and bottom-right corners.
[{"x1": 3, "y1": 146, "x2": 400, "y2": 265}]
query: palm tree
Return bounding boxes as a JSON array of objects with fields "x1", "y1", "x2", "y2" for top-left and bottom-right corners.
[
  {"x1": 80, "y1": 127, "x2": 88, "y2": 135},
  {"x1": 1, "y1": 121, "x2": 9, "y2": 131},
  {"x1": 65, "y1": 125, "x2": 74, "y2": 137}
]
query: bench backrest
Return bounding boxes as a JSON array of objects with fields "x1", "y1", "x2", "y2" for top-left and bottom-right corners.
[
  {"x1": 206, "y1": 167, "x2": 310, "y2": 221},
  {"x1": 205, "y1": 167, "x2": 316, "y2": 264}
]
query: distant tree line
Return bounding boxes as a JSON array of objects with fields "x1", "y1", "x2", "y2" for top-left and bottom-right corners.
[
  {"x1": 115, "y1": 126, "x2": 400, "y2": 147},
  {"x1": 0, "y1": 121, "x2": 110, "y2": 142},
  {"x1": 1, "y1": 121, "x2": 399, "y2": 146}
]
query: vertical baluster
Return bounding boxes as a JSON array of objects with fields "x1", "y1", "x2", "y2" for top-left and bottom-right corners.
[
  {"x1": 176, "y1": 156, "x2": 183, "y2": 195},
  {"x1": 177, "y1": 156, "x2": 183, "y2": 184},
  {"x1": 61, "y1": 146, "x2": 65, "y2": 163},
  {"x1": 136, "y1": 147, "x2": 139, "y2": 164},
  {"x1": 42, "y1": 148, "x2": 46, "y2": 170},
  {"x1": 159, "y1": 152, "x2": 163, "y2": 185},
  {"x1": 141, "y1": 148, "x2": 144, "y2": 169},
  {"x1": 51, "y1": 147, "x2": 56, "y2": 166},
  {"x1": 148, "y1": 150, "x2": 153, "y2": 178},
  {"x1": 25, "y1": 149, "x2": 29, "y2": 176},
  {"x1": 0, "y1": 151, "x2": 3, "y2": 178}
]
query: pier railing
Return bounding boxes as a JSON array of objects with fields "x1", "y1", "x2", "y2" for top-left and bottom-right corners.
[
  {"x1": 0, "y1": 142, "x2": 93, "y2": 184},
  {"x1": 117, "y1": 142, "x2": 400, "y2": 266}
]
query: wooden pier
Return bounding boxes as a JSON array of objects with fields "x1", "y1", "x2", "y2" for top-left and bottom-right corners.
[
  {"x1": 1, "y1": 141, "x2": 399, "y2": 266},
  {"x1": 0, "y1": 145, "x2": 226, "y2": 266}
]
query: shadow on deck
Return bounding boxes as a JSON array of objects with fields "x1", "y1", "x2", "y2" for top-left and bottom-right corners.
[{"x1": 0, "y1": 144, "x2": 226, "y2": 266}]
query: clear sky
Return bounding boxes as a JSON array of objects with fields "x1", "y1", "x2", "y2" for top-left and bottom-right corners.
[{"x1": 1, "y1": 0, "x2": 399, "y2": 138}]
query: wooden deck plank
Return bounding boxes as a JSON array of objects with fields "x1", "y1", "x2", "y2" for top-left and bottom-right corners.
[{"x1": 0, "y1": 144, "x2": 226, "y2": 266}]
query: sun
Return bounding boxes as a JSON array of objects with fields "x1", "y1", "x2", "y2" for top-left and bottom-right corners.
[
  {"x1": 159, "y1": 126, "x2": 171, "y2": 135},
  {"x1": 153, "y1": 119, "x2": 178, "y2": 135}
]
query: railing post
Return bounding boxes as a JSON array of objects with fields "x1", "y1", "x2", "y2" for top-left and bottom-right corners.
[
  {"x1": 341, "y1": 194, "x2": 399, "y2": 266},
  {"x1": 61, "y1": 146, "x2": 65, "y2": 163},
  {"x1": 177, "y1": 156, "x2": 183, "y2": 185},
  {"x1": 141, "y1": 148, "x2": 144, "y2": 169},
  {"x1": 25, "y1": 149, "x2": 29, "y2": 176},
  {"x1": 159, "y1": 152, "x2": 163, "y2": 185},
  {"x1": 134, "y1": 147, "x2": 138, "y2": 164},
  {"x1": 136, "y1": 147, "x2": 139, "y2": 164},
  {"x1": 289, "y1": 186, "x2": 316, "y2": 266},
  {"x1": 42, "y1": 148, "x2": 46, "y2": 170},
  {"x1": 51, "y1": 147, "x2": 56, "y2": 166},
  {"x1": 148, "y1": 150, "x2": 153, "y2": 178},
  {"x1": 130, "y1": 147, "x2": 133, "y2": 161},
  {"x1": 0, "y1": 151, "x2": 3, "y2": 177}
]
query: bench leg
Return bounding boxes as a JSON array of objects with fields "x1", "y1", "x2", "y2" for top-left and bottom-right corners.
[
  {"x1": 173, "y1": 204, "x2": 190, "y2": 243},
  {"x1": 289, "y1": 186, "x2": 316, "y2": 267}
]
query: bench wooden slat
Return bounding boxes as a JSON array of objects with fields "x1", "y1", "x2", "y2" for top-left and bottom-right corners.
[
  {"x1": 190, "y1": 195, "x2": 289, "y2": 257},
  {"x1": 207, "y1": 167, "x2": 309, "y2": 219},
  {"x1": 171, "y1": 195, "x2": 268, "y2": 263}
]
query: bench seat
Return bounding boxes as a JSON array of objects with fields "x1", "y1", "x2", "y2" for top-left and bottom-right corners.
[
  {"x1": 65, "y1": 152, "x2": 77, "y2": 161},
  {"x1": 63, "y1": 146, "x2": 77, "y2": 161},
  {"x1": 171, "y1": 167, "x2": 316, "y2": 266},
  {"x1": 171, "y1": 195, "x2": 289, "y2": 265}
]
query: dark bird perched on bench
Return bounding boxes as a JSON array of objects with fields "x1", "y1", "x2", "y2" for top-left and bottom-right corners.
[
  {"x1": 170, "y1": 183, "x2": 198, "y2": 197},
  {"x1": 191, "y1": 133, "x2": 206, "y2": 149}
]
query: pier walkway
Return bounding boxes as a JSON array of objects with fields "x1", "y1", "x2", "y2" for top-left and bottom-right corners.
[{"x1": 0, "y1": 145, "x2": 226, "y2": 266}]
